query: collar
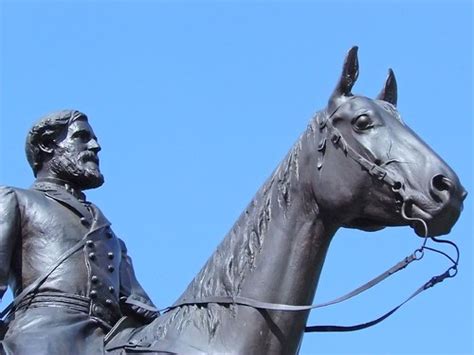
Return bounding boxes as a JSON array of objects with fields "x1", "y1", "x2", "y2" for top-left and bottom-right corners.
[
  {"x1": 32, "y1": 178, "x2": 111, "y2": 230},
  {"x1": 32, "y1": 178, "x2": 92, "y2": 225},
  {"x1": 32, "y1": 177, "x2": 87, "y2": 202}
]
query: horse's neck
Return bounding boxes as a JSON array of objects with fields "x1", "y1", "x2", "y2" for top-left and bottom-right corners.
[
  {"x1": 162, "y1": 119, "x2": 340, "y2": 353},
  {"x1": 179, "y1": 121, "x2": 336, "y2": 320}
]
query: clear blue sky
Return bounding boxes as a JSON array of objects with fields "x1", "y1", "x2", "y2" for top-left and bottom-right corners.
[{"x1": 1, "y1": 1, "x2": 472, "y2": 354}]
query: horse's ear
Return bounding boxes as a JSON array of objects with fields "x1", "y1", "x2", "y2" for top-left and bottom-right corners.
[
  {"x1": 376, "y1": 68, "x2": 398, "y2": 106},
  {"x1": 328, "y1": 46, "x2": 359, "y2": 113}
]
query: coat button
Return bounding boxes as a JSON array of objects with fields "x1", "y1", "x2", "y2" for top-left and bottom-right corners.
[
  {"x1": 93, "y1": 305, "x2": 103, "y2": 316},
  {"x1": 108, "y1": 286, "x2": 115, "y2": 294},
  {"x1": 105, "y1": 299, "x2": 113, "y2": 307},
  {"x1": 80, "y1": 217, "x2": 90, "y2": 226},
  {"x1": 107, "y1": 265, "x2": 115, "y2": 272},
  {"x1": 107, "y1": 252, "x2": 114, "y2": 259},
  {"x1": 86, "y1": 240, "x2": 94, "y2": 248},
  {"x1": 89, "y1": 252, "x2": 96, "y2": 260},
  {"x1": 91, "y1": 275, "x2": 99, "y2": 284},
  {"x1": 90, "y1": 290, "x2": 97, "y2": 298}
]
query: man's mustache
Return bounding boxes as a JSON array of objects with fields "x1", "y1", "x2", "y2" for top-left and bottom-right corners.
[{"x1": 78, "y1": 151, "x2": 99, "y2": 164}]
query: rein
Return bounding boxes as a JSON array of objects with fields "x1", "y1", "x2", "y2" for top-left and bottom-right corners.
[
  {"x1": 305, "y1": 236, "x2": 459, "y2": 332},
  {"x1": 162, "y1": 104, "x2": 460, "y2": 333},
  {"x1": 162, "y1": 237, "x2": 459, "y2": 333}
]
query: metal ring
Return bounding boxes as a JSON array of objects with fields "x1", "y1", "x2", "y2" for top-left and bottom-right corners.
[
  {"x1": 414, "y1": 249, "x2": 424, "y2": 260},
  {"x1": 448, "y1": 266, "x2": 458, "y2": 278}
]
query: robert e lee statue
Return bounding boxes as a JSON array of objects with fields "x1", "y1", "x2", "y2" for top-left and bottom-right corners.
[{"x1": 0, "y1": 110, "x2": 159, "y2": 354}]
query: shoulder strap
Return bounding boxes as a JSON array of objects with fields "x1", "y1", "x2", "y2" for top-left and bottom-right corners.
[{"x1": 0, "y1": 237, "x2": 87, "y2": 320}]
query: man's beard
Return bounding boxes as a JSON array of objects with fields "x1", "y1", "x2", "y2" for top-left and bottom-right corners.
[{"x1": 50, "y1": 150, "x2": 104, "y2": 190}]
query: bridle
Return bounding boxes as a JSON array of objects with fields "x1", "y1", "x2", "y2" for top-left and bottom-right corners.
[
  {"x1": 319, "y1": 99, "x2": 430, "y2": 236},
  {"x1": 307, "y1": 100, "x2": 459, "y2": 331},
  {"x1": 163, "y1": 101, "x2": 460, "y2": 333}
]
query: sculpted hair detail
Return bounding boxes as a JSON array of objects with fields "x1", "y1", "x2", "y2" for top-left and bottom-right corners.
[{"x1": 25, "y1": 110, "x2": 87, "y2": 176}]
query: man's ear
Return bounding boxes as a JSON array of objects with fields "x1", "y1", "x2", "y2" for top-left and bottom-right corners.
[{"x1": 38, "y1": 140, "x2": 55, "y2": 155}]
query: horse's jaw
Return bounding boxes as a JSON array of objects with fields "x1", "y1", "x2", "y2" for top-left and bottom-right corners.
[{"x1": 342, "y1": 218, "x2": 386, "y2": 232}]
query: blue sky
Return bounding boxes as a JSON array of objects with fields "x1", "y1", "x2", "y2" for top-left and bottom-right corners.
[{"x1": 0, "y1": 1, "x2": 472, "y2": 354}]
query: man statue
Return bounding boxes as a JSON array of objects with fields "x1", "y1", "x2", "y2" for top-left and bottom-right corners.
[{"x1": 0, "y1": 110, "x2": 158, "y2": 354}]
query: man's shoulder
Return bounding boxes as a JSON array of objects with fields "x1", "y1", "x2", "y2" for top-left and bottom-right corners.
[
  {"x1": 0, "y1": 185, "x2": 22, "y2": 209},
  {"x1": 0, "y1": 184, "x2": 48, "y2": 204},
  {"x1": 0, "y1": 185, "x2": 26, "y2": 192},
  {"x1": 0, "y1": 185, "x2": 23, "y2": 198}
]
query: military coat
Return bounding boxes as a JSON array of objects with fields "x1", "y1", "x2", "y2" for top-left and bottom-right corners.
[{"x1": 0, "y1": 180, "x2": 157, "y2": 354}]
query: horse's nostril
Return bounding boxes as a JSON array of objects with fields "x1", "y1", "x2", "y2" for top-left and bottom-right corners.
[{"x1": 432, "y1": 174, "x2": 453, "y2": 192}]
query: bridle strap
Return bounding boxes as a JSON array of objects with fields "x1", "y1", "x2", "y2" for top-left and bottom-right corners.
[
  {"x1": 321, "y1": 98, "x2": 405, "y2": 190},
  {"x1": 325, "y1": 121, "x2": 401, "y2": 189},
  {"x1": 162, "y1": 250, "x2": 418, "y2": 314},
  {"x1": 306, "y1": 236, "x2": 459, "y2": 332},
  {"x1": 306, "y1": 267, "x2": 452, "y2": 332},
  {"x1": 162, "y1": 238, "x2": 458, "y2": 333}
]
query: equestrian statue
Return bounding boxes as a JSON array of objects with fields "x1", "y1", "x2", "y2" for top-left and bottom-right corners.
[{"x1": 0, "y1": 47, "x2": 466, "y2": 354}]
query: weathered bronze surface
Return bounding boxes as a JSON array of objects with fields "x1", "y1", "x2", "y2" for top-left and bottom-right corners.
[
  {"x1": 0, "y1": 47, "x2": 466, "y2": 354},
  {"x1": 0, "y1": 111, "x2": 158, "y2": 354}
]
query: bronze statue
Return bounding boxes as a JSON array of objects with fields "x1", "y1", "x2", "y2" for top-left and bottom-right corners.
[
  {"x1": 0, "y1": 47, "x2": 467, "y2": 354},
  {"x1": 0, "y1": 110, "x2": 158, "y2": 354}
]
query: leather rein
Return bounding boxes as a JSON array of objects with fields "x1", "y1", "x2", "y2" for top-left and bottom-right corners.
[{"x1": 162, "y1": 105, "x2": 460, "y2": 333}]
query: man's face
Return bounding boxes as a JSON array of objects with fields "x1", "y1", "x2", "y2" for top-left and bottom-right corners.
[{"x1": 50, "y1": 119, "x2": 104, "y2": 190}]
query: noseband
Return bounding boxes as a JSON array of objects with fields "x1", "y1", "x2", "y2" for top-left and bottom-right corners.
[{"x1": 164, "y1": 102, "x2": 460, "y2": 333}]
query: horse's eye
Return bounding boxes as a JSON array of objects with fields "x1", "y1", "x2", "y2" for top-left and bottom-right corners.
[{"x1": 353, "y1": 114, "x2": 373, "y2": 131}]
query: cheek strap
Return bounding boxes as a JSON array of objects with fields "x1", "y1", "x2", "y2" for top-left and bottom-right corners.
[{"x1": 324, "y1": 121, "x2": 402, "y2": 190}]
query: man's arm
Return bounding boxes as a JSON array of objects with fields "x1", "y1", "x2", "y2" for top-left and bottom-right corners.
[
  {"x1": 0, "y1": 187, "x2": 20, "y2": 301},
  {"x1": 118, "y1": 239, "x2": 159, "y2": 323}
]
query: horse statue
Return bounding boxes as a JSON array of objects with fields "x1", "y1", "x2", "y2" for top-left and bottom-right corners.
[{"x1": 107, "y1": 47, "x2": 466, "y2": 354}]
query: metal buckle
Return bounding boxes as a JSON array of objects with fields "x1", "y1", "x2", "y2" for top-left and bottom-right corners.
[{"x1": 369, "y1": 165, "x2": 387, "y2": 180}]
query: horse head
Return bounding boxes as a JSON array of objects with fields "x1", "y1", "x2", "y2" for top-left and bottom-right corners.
[{"x1": 314, "y1": 46, "x2": 467, "y2": 237}]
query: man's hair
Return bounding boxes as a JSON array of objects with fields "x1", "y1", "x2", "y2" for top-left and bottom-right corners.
[{"x1": 25, "y1": 110, "x2": 88, "y2": 177}]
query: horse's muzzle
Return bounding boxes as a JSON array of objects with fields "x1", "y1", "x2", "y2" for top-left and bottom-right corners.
[{"x1": 421, "y1": 174, "x2": 466, "y2": 236}]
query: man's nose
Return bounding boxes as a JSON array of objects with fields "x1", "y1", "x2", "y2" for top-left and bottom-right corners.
[{"x1": 88, "y1": 139, "x2": 101, "y2": 152}]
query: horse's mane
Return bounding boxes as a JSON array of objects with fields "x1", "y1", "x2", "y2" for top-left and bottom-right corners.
[{"x1": 155, "y1": 111, "x2": 324, "y2": 340}]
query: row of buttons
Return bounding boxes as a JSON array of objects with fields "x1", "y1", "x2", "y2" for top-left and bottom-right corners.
[
  {"x1": 87, "y1": 251, "x2": 115, "y2": 261},
  {"x1": 90, "y1": 290, "x2": 115, "y2": 305},
  {"x1": 91, "y1": 276, "x2": 115, "y2": 292},
  {"x1": 87, "y1": 229, "x2": 117, "y2": 313},
  {"x1": 86, "y1": 237, "x2": 115, "y2": 271}
]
